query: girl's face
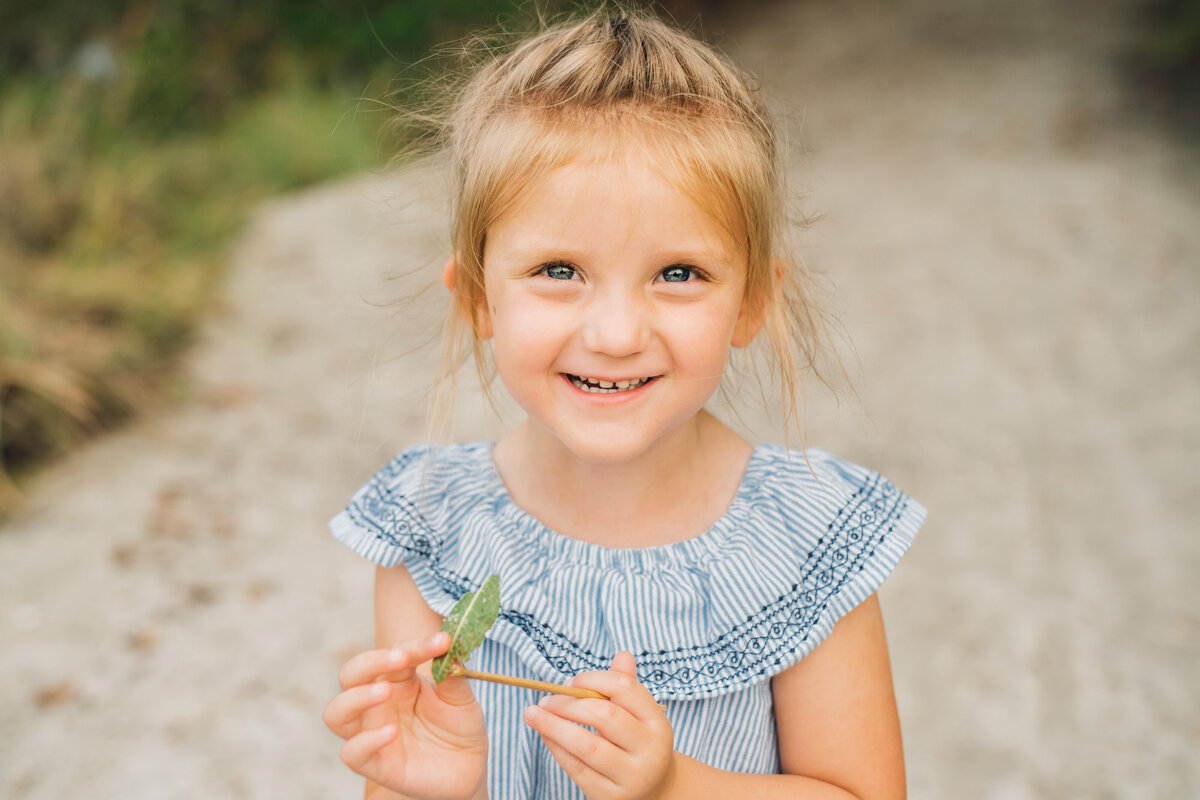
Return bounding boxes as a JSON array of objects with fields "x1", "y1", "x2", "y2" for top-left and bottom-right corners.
[{"x1": 479, "y1": 150, "x2": 759, "y2": 465}]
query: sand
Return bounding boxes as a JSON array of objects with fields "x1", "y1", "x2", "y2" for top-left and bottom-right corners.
[{"x1": 3, "y1": 0, "x2": 1197, "y2": 796}]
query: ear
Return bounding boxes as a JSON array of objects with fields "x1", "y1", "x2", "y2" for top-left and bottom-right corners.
[
  {"x1": 443, "y1": 255, "x2": 493, "y2": 340},
  {"x1": 731, "y1": 258, "x2": 782, "y2": 348}
]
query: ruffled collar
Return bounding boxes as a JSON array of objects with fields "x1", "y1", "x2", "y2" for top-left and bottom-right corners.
[{"x1": 332, "y1": 441, "x2": 924, "y2": 700}]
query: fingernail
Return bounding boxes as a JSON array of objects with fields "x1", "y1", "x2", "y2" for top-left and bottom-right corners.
[
  {"x1": 524, "y1": 705, "x2": 540, "y2": 722},
  {"x1": 371, "y1": 682, "x2": 388, "y2": 699},
  {"x1": 388, "y1": 648, "x2": 403, "y2": 665},
  {"x1": 379, "y1": 724, "x2": 397, "y2": 739}
]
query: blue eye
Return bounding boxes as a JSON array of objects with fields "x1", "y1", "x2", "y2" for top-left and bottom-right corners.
[
  {"x1": 542, "y1": 263, "x2": 577, "y2": 280},
  {"x1": 660, "y1": 265, "x2": 694, "y2": 283}
]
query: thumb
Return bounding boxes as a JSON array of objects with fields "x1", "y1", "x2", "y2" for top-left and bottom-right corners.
[
  {"x1": 611, "y1": 650, "x2": 637, "y2": 678},
  {"x1": 434, "y1": 668, "x2": 480, "y2": 707}
]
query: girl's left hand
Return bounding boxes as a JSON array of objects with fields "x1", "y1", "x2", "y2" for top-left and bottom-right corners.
[{"x1": 523, "y1": 652, "x2": 675, "y2": 800}]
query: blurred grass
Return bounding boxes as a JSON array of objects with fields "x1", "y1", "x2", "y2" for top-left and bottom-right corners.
[
  {"x1": 1144, "y1": 0, "x2": 1200, "y2": 68},
  {"x1": 1138, "y1": 0, "x2": 1200, "y2": 132},
  {"x1": 0, "y1": 77, "x2": 387, "y2": 508}
]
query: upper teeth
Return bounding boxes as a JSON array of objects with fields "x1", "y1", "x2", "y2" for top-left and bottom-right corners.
[{"x1": 571, "y1": 375, "x2": 650, "y2": 393}]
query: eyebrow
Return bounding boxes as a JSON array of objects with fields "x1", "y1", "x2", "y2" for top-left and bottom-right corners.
[{"x1": 498, "y1": 238, "x2": 739, "y2": 269}]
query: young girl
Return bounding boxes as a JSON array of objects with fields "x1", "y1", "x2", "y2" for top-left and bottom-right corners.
[{"x1": 323, "y1": 10, "x2": 924, "y2": 800}]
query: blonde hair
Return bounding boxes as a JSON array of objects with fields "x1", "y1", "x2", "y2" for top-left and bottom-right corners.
[{"x1": 428, "y1": 7, "x2": 829, "y2": 438}]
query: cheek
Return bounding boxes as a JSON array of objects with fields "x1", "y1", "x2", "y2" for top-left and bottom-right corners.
[
  {"x1": 667, "y1": 304, "x2": 741, "y2": 363},
  {"x1": 489, "y1": 299, "x2": 565, "y2": 371}
]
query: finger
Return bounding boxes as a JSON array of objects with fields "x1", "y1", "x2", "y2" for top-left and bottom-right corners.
[
  {"x1": 524, "y1": 703, "x2": 621, "y2": 774},
  {"x1": 432, "y1": 666, "x2": 480, "y2": 709},
  {"x1": 537, "y1": 724, "x2": 618, "y2": 797},
  {"x1": 568, "y1": 667, "x2": 662, "y2": 724},
  {"x1": 322, "y1": 681, "x2": 391, "y2": 739},
  {"x1": 338, "y1": 632, "x2": 451, "y2": 689},
  {"x1": 611, "y1": 650, "x2": 637, "y2": 677},
  {"x1": 536, "y1": 694, "x2": 642, "y2": 752},
  {"x1": 339, "y1": 723, "x2": 398, "y2": 778}
]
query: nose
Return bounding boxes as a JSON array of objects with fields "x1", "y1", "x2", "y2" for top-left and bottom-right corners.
[{"x1": 579, "y1": 287, "x2": 650, "y2": 357}]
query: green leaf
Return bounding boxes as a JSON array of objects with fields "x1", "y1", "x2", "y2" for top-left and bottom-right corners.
[{"x1": 432, "y1": 574, "x2": 500, "y2": 682}]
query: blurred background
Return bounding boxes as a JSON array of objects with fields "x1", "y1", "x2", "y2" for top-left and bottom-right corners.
[
  {"x1": 1, "y1": 0, "x2": 1197, "y2": 797},
  {"x1": 0, "y1": 0, "x2": 560, "y2": 508}
]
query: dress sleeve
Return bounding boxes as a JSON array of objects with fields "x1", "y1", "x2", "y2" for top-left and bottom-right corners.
[
  {"x1": 329, "y1": 444, "x2": 444, "y2": 568},
  {"x1": 328, "y1": 442, "x2": 507, "y2": 620}
]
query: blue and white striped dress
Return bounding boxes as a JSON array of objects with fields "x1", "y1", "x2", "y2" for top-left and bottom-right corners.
[{"x1": 330, "y1": 441, "x2": 925, "y2": 799}]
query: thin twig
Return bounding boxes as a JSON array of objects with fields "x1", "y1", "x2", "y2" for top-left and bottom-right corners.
[{"x1": 448, "y1": 663, "x2": 666, "y2": 711}]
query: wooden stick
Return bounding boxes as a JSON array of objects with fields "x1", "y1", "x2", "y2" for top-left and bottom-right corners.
[{"x1": 448, "y1": 664, "x2": 666, "y2": 711}]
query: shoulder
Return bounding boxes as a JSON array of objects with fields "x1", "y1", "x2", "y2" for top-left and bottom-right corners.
[
  {"x1": 744, "y1": 445, "x2": 927, "y2": 595},
  {"x1": 328, "y1": 440, "x2": 500, "y2": 568},
  {"x1": 748, "y1": 442, "x2": 909, "y2": 495},
  {"x1": 742, "y1": 444, "x2": 925, "y2": 540},
  {"x1": 328, "y1": 441, "x2": 520, "y2": 633},
  {"x1": 346, "y1": 440, "x2": 494, "y2": 500}
]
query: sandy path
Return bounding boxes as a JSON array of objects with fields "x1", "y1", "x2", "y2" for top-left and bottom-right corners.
[{"x1": 3, "y1": 1, "x2": 1198, "y2": 797}]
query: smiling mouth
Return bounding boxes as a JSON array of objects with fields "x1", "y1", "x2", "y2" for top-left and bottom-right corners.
[{"x1": 567, "y1": 374, "x2": 655, "y2": 394}]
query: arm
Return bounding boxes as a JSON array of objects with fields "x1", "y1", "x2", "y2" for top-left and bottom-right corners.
[
  {"x1": 771, "y1": 593, "x2": 905, "y2": 798},
  {"x1": 526, "y1": 593, "x2": 905, "y2": 800},
  {"x1": 322, "y1": 564, "x2": 490, "y2": 800},
  {"x1": 667, "y1": 593, "x2": 906, "y2": 799}
]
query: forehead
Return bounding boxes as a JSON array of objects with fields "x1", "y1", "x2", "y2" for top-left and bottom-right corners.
[
  {"x1": 490, "y1": 152, "x2": 742, "y2": 266},
  {"x1": 484, "y1": 112, "x2": 749, "y2": 254}
]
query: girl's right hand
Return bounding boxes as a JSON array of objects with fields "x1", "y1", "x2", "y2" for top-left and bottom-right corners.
[{"x1": 322, "y1": 632, "x2": 488, "y2": 800}]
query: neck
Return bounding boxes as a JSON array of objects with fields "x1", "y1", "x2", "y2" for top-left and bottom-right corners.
[{"x1": 492, "y1": 411, "x2": 752, "y2": 548}]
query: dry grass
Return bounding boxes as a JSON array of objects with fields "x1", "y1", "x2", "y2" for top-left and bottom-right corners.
[{"x1": 0, "y1": 74, "x2": 387, "y2": 513}]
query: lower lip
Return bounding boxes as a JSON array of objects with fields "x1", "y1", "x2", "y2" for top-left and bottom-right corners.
[{"x1": 562, "y1": 374, "x2": 657, "y2": 401}]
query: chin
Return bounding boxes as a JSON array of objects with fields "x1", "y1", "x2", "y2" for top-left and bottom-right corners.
[
  {"x1": 556, "y1": 439, "x2": 645, "y2": 466},
  {"x1": 550, "y1": 422, "x2": 689, "y2": 467}
]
